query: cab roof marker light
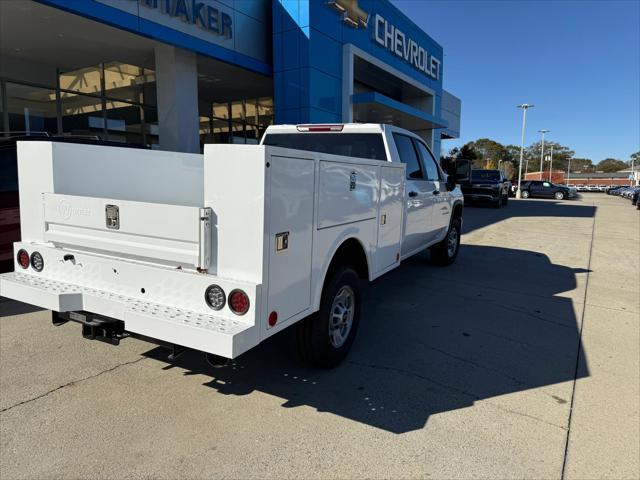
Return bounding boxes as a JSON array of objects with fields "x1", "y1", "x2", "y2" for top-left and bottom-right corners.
[{"x1": 296, "y1": 124, "x2": 344, "y2": 132}]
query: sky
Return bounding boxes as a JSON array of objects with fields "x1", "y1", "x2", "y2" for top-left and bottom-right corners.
[{"x1": 392, "y1": 0, "x2": 640, "y2": 163}]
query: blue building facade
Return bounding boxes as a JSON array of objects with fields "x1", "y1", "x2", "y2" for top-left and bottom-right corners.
[{"x1": 0, "y1": 0, "x2": 459, "y2": 156}]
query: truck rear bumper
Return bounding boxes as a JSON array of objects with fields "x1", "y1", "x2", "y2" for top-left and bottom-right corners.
[{"x1": 0, "y1": 271, "x2": 258, "y2": 358}]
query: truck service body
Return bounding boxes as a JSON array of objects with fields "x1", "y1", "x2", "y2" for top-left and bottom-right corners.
[{"x1": 0, "y1": 124, "x2": 465, "y2": 366}]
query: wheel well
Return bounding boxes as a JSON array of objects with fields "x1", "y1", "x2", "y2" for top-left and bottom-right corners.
[
  {"x1": 326, "y1": 238, "x2": 369, "y2": 283},
  {"x1": 452, "y1": 202, "x2": 463, "y2": 221}
]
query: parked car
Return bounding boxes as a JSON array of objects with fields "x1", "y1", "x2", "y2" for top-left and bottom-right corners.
[
  {"x1": 460, "y1": 169, "x2": 510, "y2": 208},
  {"x1": 575, "y1": 184, "x2": 587, "y2": 192},
  {"x1": 520, "y1": 180, "x2": 574, "y2": 200},
  {"x1": 586, "y1": 185, "x2": 600, "y2": 192},
  {"x1": 597, "y1": 185, "x2": 608, "y2": 192},
  {"x1": 606, "y1": 186, "x2": 624, "y2": 194}
]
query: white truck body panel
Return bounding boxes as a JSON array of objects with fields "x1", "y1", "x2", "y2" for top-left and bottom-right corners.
[{"x1": 1, "y1": 123, "x2": 463, "y2": 359}]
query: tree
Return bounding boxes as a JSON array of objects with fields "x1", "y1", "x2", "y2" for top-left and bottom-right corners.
[
  {"x1": 630, "y1": 151, "x2": 640, "y2": 164},
  {"x1": 525, "y1": 141, "x2": 575, "y2": 174},
  {"x1": 595, "y1": 158, "x2": 629, "y2": 172}
]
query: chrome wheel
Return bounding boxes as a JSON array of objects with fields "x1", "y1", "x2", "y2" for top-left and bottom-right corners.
[
  {"x1": 447, "y1": 227, "x2": 459, "y2": 258},
  {"x1": 555, "y1": 191, "x2": 564, "y2": 200},
  {"x1": 328, "y1": 285, "x2": 355, "y2": 348},
  {"x1": 522, "y1": 191, "x2": 530, "y2": 198}
]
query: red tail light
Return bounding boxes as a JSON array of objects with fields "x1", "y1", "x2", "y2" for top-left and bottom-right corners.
[
  {"x1": 17, "y1": 249, "x2": 29, "y2": 269},
  {"x1": 228, "y1": 289, "x2": 250, "y2": 315}
]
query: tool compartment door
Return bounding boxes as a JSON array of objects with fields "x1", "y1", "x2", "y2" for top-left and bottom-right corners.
[
  {"x1": 42, "y1": 193, "x2": 208, "y2": 268},
  {"x1": 375, "y1": 166, "x2": 404, "y2": 274},
  {"x1": 317, "y1": 160, "x2": 379, "y2": 229},
  {"x1": 267, "y1": 155, "x2": 315, "y2": 322}
]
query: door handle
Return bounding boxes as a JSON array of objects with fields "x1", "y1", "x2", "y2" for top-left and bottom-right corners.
[
  {"x1": 433, "y1": 190, "x2": 440, "y2": 195},
  {"x1": 408, "y1": 191, "x2": 418, "y2": 198}
]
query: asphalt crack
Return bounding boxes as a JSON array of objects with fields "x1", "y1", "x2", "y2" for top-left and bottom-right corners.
[
  {"x1": 561, "y1": 205, "x2": 597, "y2": 479},
  {"x1": 0, "y1": 357, "x2": 146, "y2": 414}
]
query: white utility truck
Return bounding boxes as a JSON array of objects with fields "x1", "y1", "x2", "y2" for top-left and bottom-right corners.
[{"x1": 0, "y1": 124, "x2": 467, "y2": 367}]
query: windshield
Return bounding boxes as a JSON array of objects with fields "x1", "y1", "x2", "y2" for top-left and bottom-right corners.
[
  {"x1": 471, "y1": 170, "x2": 501, "y2": 182},
  {"x1": 262, "y1": 133, "x2": 387, "y2": 161}
]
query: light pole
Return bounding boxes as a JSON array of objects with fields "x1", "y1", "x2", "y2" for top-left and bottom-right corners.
[
  {"x1": 538, "y1": 129, "x2": 550, "y2": 180},
  {"x1": 516, "y1": 104, "x2": 534, "y2": 198},
  {"x1": 567, "y1": 156, "x2": 572, "y2": 185},
  {"x1": 548, "y1": 145, "x2": 554, "y2": 181}
]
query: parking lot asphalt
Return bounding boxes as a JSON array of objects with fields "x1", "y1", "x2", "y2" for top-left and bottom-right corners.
[{"x1": 1, "y1": 193, "x2": 638, "y2": 480}]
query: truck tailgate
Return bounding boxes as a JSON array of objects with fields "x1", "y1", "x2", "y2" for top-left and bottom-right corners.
[{"x1": 43, "y1": 193, "x2": 211, "y2": 268}]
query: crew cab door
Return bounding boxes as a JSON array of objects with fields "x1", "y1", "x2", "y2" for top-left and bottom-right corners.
[
  {"x1": 413, "y1": 139, "x2": 450, "y2": 238},
  {"x1": 393, "y1": 133, "x2": 436, "y2": 257}
]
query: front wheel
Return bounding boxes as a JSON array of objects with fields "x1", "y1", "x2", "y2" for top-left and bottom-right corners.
[
  {"x1": 431, "y1": 217, "x2": 461, "y2": 266},
  {"x1": 296, "y1": 266, "x2": 361, "y2": 368},
  {"x1": 554, "y1": 191, "x2": 565, "y2": 200},
  {"x1": 521, "y1": 190, "x2": 530, "y2": 199},
  {"x1": 501, "y1": 194, "x2": 508, "y2": 206}
]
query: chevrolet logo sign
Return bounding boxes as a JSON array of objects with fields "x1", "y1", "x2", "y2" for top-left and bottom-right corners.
[{"x1": 328, "y1": 0, "x2": 369, "y2": 28}]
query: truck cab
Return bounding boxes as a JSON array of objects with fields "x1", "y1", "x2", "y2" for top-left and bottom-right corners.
[{"x1": 262, "y1": 124, "x2": 464, "y2": 259}]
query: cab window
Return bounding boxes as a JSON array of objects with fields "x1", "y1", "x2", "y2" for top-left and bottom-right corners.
[
  {"x1": 543, "y1": 182, "x2": 552, "y2": 187},
  {"x1": 393, "y1": 133, "x2": 424, "y2": 179},
  {"x1": 413, "y1": 140, "x2": 441, "y2": 181}
]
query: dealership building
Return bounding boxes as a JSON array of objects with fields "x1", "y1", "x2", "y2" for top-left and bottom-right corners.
[{"x1": 0, "y1": 0, "x2": 461, "y2": 156}]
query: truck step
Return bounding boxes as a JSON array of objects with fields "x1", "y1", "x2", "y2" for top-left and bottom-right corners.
[{"x1": 0, "y1": 272, "x2": 257, "y2": 358}]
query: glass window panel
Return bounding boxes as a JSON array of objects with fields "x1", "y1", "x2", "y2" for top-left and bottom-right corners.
[
  {"x1": 5, "y1": 82, "x2": 58, "y2": 135},
  {"x1": 231, "y1": 100, "x2": 244, "y2": 123},
  {"x1": 263, "y1": 133, "x2": 387, "y2": 161},
  {"x1": 103, "y1": 62, "x2": 149, "y2": 103},
  {"x1": 143, "y1": 107, "x2": 159, "y2": 148},
  {"x1": 393, "y1": 134, "x2": 423, "y2": 178},
  {"x1": 212, "y1": 102, "x2": 229, "y2": 119},
  {"x1": 59, "y1": 65, "x2": 102, "y2": 96},
  {"x1": 104, "y1": 101, "x2": 143, "y2": 145},
  {"x1": 61, "y1": 93, "x2": 104, "y2": 138}
]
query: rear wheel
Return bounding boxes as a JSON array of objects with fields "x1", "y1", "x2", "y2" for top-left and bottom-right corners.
[
  {"x1": 521, "y1": 190, "x2": 530, "y2": 199},
  {"x1": 431, "y1": 217, "x2": 461, "y2": 266},
  {"x1": 297, "y1": 266, "x2": 361, "y2": 368}
]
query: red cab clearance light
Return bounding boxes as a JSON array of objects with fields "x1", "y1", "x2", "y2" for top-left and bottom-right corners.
[
  {"x1": 296, "y1": 124, "x2": 344, "y2": 132},
  {"x1": 17, "y1": 249, "x2": 29, "y2": 269},
  {"x1": 228, "y1": 289, "x2": 250, "y2": 316}
]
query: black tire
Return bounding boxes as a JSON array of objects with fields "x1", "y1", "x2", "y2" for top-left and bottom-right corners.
[
  {"x1": 430, "y1": 217, "x2": 461, "y2": 266},
  {"x1": 501, "y1": 194, "x2": 508, "y2": 206},
  {"x1": 493, "y1": 196, "x2": 502, "y2": 208},
  {"x1": 296, "y1": 266, "x2": 361, "y2": 368},
  {"x1": 554, "y1": 191, "x2": 565, "y2": 200}
]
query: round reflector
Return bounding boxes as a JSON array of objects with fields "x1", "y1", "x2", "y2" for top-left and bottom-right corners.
[
  {"x1": 17, "y1": 249, "x2": 29, "y2": 269},
  {"x1": 229, "y1": 289, "x2": 250, "y2": 315},
  {"x1": 268, "y1": 311, "x2": 278, "y2": 327},
  {"x1": 30, "y1": 251, "x2": 44, "y2": 272},
  {"x1": 204, "y1": 285, "x2": 226, "y2": 310}
]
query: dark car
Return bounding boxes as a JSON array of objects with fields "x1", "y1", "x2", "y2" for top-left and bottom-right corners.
[
  {"x1": 520, "y1": 180, "x2": 573, "y2": 200},
  {"x1": 0, "y1": 133, "x2": 144, "y2": 273},
  {"x1": 461, "y1": 169, "x2": 509, "y2": 208}
]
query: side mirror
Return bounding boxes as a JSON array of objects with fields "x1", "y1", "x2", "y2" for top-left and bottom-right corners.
[
  {"x1": 455, "y1": 159, "x2": 471, "y2": 183},
  {"x1": 445, "y1": 176, "x2": 456, "y2": 191},
  {"x1": 442, "y1": 158, "x2": 471, "y2": 183}
]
